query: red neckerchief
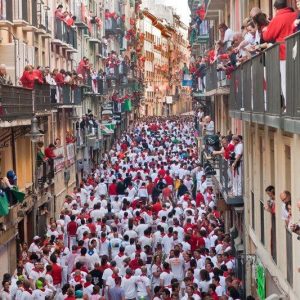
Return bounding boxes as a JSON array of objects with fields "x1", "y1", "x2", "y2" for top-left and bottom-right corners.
[
  {"x1": 100, "y1": 237, "x2": 107, "y2": 243},
  {"x1": 125, "y1": 274, "x2": 131, "y2": 279},
  {"x1": 84, "y1": 282, "x2": 92, "y2": 288},
  {"x1": 32, "y1": 268, "x2": 40, "y2": 273},
  {"x1": 118, "y1": 252, "x2": 124, "y2": 257},
  {"x1": 167, "y1": 233, "x2": 173, "y2": 238},
  {"x1": 74, "y1": 275, "x2": 82, "y2": 282},
  {"x1": 112, "y1": 273, "x2": 118, "y2": 279},
  {"x1": 24, "y1": 287, "x2": 32, "y2": 294}
]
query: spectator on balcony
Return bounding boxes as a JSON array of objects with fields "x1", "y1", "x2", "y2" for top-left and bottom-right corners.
[
  {"x1": 36, "y1": 141, "x2": 48, "y2": 168},
  {"x1": 212, "y1": 136, "x2": 235, "y2": 161},
  {"x1": 295, "y1": 0, "x2": 300, "y2": 31},
  {"x1": 250, "y1": 7, "x2": 262, "y2": 18},
  {"x1": 231, "y1": 135, "x2": 243, "y2": 197},
  {"x1": 264, "y1": 185, "x2": 276, "y2": 214},
  {"x1": 54, "y1": 69, "x2": 66, "y2": 86},
  {"x1": 0, "y1": 64, "x2": 12, "y2": 85},
  {"x1": 262, "y1": 0, "x2": 297, "y2": 105},
  {"x1": 252, "y1": 12, "x2": 269, "y2": 43},
  {"x1": 65, "y1": 14, "x2": 76, "y2": 27},
  {"x1": 44, "y1": 67, "x2": 56, "y2": 85},
  {"x1": 66, "y1": 131, "x2": 76, "y2": 144},
  {"x1": 55, "y1": 4, "x2": 64, "y2": 20},
  {"x1": 202, "y1": 115, "x2": 214, "y2": 136},
  {"x1": 33, "y1": 66, "x2": 44, "y2": 84},
  {"x1": 45, "y1": 144, "x2": 57, "y2": 160},
  {"x1": 77, "y1": 57, "x2": 90, "y2": 82},
  {"x1": 218, "y1": 23, "x2": 234, "y2": 49},
  {"x1": 20, "y1": 65, "x2": 40, "y2": 89},
  {"x1": 279, "y1": 190, "x2": 291, "y2": 223}
]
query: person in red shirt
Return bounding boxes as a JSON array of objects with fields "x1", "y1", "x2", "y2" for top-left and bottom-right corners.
[
  {"x1": 86, "y1": 218, "x2": 96, "y2": 235},
  {"x1": 108, "y1": 179, "x2": 118, "y2": 200},
  {"x1": 164, "y1": 171, "x2": 173, "y2": 188},
  {"x1": 20, "y1": 66, "x2": 36, "y2": 89},
  {"x1": 45, "y1": 144, "x2": 57, "y2": 159},
  {"x1": 50, "y1": 254, "x2": 62, "y2": 286},
  {"x1": 33, "y1": 67, "x2": 44, "y2": 84},
  {"x1": 53, "y1": 69, "x2": 66, "y2": 86},
  {"x1": 158, "y1": 165, "x2": 166, "y2": 177},
  {"x1": 67, "y1": 215, "x2": 78, "y2": 248},
  {"x1": 262, "y1": 0, "x2": 297, "y2": 103},
  {"x1": 120, "y1": 141, "x2": 128, "y2": 152},
  {"x1": 196, "y1": 190, "x2": 204, "y2": 206},
  {"x1": 208, "y1": 283, "x2": 219, "y2": 300},
  {"x1": 212, "y1": 136, "x2": 234, "y2": 161},
  {"x1": 152, "y1": 200, "x2": 162, "y2": 214}
]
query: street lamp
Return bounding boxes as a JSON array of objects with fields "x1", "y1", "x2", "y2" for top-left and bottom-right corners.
[
  {"x1": 0, "y1": 28, "x2": 19, "y2": 85},
  {"x1": 25, "y1": 115, "x2": 44, "y2": 142}
]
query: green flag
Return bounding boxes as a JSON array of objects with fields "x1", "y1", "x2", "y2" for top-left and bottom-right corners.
[
  {"x1": 0, "y1": 191, "x2": 9, "y2": 216},
  {"x1": 124, "y1": 99, "x2": 132, "y2": 112},
  {"x1": 11, "y1": 186, "x2": 25, "y2": 203}
]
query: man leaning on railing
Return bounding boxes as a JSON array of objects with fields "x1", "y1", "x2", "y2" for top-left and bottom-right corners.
[
  {"x1": 262, "y1": 0, "x2": 297, "y2": 106},
  {"x1": 0, "y1": 64, "x2": 12, "y2": 85},
  {"x1": 230, "y1": 135, "x2": 243, "y2": 197}
]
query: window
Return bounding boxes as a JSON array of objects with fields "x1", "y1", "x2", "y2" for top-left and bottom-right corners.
[
  {"x1": 251, "y1": 191, "x2": 255, "y2": 230},
  {"x1": 286, "y1": 228, "x2": 293, "y2": 286},
  {"x1": 259, "y1": 136, "x2": 264, "y2": 244}
]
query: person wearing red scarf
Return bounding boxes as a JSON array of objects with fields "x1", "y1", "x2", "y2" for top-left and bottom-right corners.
[
  {"x1": 50, "y1": 254, "x2": 62, "y2": 286},
  {"x1": 20, "y1": 66, "x2": 36, "y2": 89}
]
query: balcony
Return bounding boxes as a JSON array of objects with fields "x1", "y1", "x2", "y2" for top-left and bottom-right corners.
[
  {"x1": 97, "y1": 42, "x2": 108, "y2": 59},
  {"x1": 0, "y1": 83, "x2": 54, "y2": 120},
  {"x1": 57, "y1": 85, "x2": 83, "y2": 106},
  {"x1": 36, "y1": 8, "x2": 52, "y2": 37},
  {"x1": 98, "y1": 79, "x2": 108, "y2": 95},
  {"x1": 105, "y1": 18, "x2": 122, "y2": 37},
  {"x1": 34, "y1": 83, "x2": 54, "y2": 113},
  {"x1": 52, "y1": 19, "x2": 77, "y2": 51},
  {"x1": 229, "y1": 31, "x2": 300, "y2": 133},
  {"x1": 0, "y1": 85, "x2": 33, "y2": 120},
  {"x1": 89, "y1": 22, "x2": 101, "y2": 43},
  {"x1": 73, "y1": 4, "x2": 88, "y2": 28}
]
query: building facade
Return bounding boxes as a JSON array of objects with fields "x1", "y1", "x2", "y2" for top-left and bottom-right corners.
[
  {"x1": 139, "y1": 4, "x2": 191, "y2": 117},
  {"x1": 189, "y1": 0, "x2": 300, "y2": 299},
  {"x1": 0, "y1": 0, "x2": 143, "y2": 278}
]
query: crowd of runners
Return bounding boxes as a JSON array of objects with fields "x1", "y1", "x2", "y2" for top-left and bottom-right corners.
[{"x1": 0, "y1": 117, "x2": 244, "y2": 300}]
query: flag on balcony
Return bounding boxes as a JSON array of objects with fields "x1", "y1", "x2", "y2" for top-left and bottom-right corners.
[
  {"x1": 0, "y1": 190, "x2": 9, "y2": 217},
  {"x1": 11, "y1": 187, "x2": 25, "y2": 203},
  {"x1": 124, "y1": 99, "x2": 132, "y2": 112}
]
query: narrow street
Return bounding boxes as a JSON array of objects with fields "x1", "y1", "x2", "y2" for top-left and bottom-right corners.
[{"x1": 0, "y1": 0, "x2": 300, "y2": 299}]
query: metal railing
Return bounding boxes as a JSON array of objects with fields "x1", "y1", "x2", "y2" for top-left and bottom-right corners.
[
  {"x1": 34, "y1": 83, "x2": 53, "y2": 111},
  {"x1": 59, "y1": 85, "x2": 82, "y2": 105},
  {"x1": 105, "y1": 18, "x2": 122, "y2": 35},
  {"x1": 73, "y1": 3, "x2": 88, "y2": 26},
  {"x1": 90, "y1": 23, "x2": 101, "y2": 41},
  {"x1": 286, "y1": 31, "x2": 300, "y2": 118},
  {"x1": 218, "y1": 156, "x2": 244, "y2": 204},
  {"x1": 54, "y1": 19, "x2": 77, "y2": 49},
  {"x1": 204, "y1": 61, "x2": 231, "y2": 93},
  {"x1": 0, "y1": 83, "x2": 55, "y2": 119},
  {"x1": 0, "y1": 85, "x2": 33, "y2": 118},
  {"x1": 205, "y1": 62, "x2": 218, "y2": 91},
  {"x1": 229, "y1": 31, "x2": 300, "y2": 120}
]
